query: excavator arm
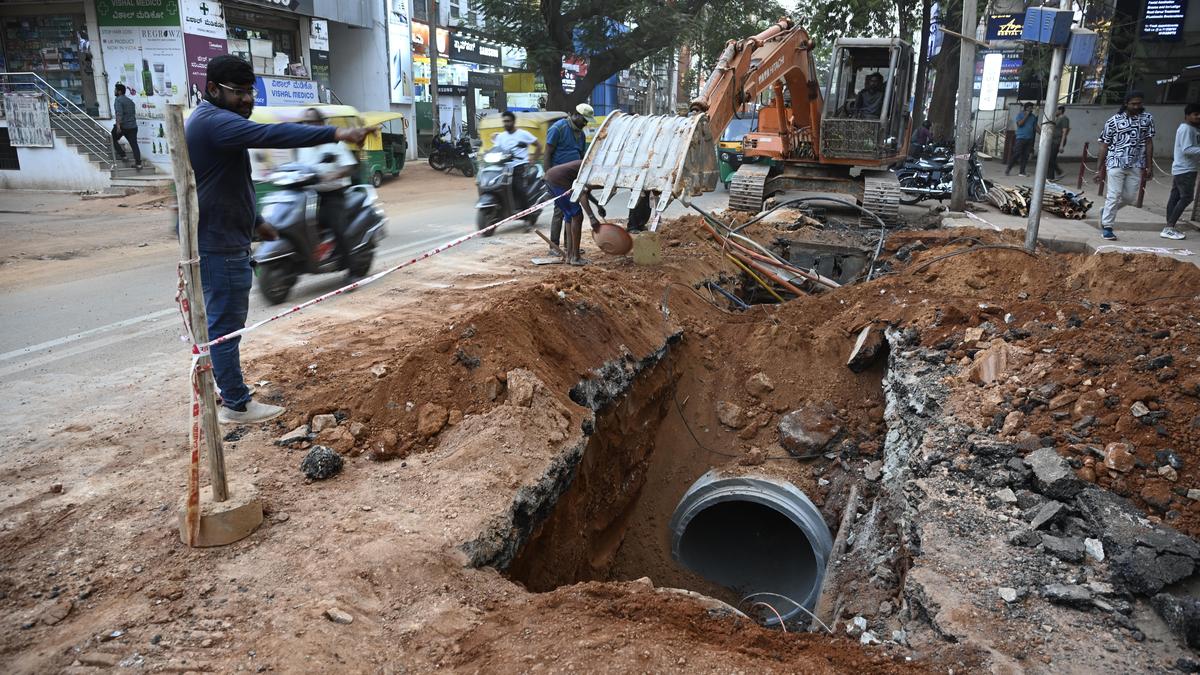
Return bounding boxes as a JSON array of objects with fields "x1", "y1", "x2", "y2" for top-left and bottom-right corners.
[{"x1": 571, "y1": 17, "x2": 825, "y2": 227}]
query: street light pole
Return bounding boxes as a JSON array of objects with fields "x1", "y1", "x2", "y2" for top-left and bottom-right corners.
[
  {"x1": 1024, "y1": 0, "x2": 1071, "y2": 252},
  {"x1": 950, "y1": 0, "x2": 978, "y2": 211}
]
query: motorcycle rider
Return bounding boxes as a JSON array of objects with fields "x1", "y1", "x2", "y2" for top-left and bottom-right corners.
[
  {"x1": 297, "y1": 107, "x2": 362, "y2": 279},
  {"x1": 492, "y1": 110, "x2": 540, "y2": 191}
]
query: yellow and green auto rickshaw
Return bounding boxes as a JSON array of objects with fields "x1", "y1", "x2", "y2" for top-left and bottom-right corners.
[
  {"x1": 718, "y1": 112, "x2": 763, "y2": 190},
  {"x1": 360, "y1": 111, "x2": 408, "y2": 187},
  {"x1": 247, "y1": 105, "x2": 409, "y2": 201},
  {"x1": 477, "y1": 110, "x2": 566, "y2": 157}
]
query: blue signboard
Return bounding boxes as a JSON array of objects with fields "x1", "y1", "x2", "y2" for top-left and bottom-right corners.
[
  {"x1": 253, "y1": 76, "x2": 319, "y2": 106},
  {"x1": 928, "y1": 3, "x2": 943, "y2": 58}
]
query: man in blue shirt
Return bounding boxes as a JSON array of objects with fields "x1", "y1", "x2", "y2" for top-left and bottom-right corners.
[
  {"x1": 187, "y1": 56, "x2": 372, "y2": 424},
  {"x1": 543, "y1": 103, "x2": 594, "y2": 251},
  {"x1": 1005, "y1": 102, "x2": 1036, "y2": 177}
]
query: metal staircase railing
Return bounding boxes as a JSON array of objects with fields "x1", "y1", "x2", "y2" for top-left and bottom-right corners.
[{"x1": 0, "y1": 72, "x2": 117, "y2": 170}]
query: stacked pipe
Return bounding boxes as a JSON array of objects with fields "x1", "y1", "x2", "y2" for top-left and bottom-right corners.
[{"x1": 986, "y1": 182, "x2": 1093, "y2": 219}]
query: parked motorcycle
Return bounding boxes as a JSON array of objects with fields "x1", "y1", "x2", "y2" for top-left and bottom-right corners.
[
  {"x1": 475, "y1": 145, "x2": 547, "y2": 235},
  {"x1": 428, "y1": 124, "x2": 476, "y2": 177},
  {"x1": 253, "y1": 164, "x2": 388, "y2": 304},
  {"x1": 894, "y1": 146, "x2": 988, "y2": 205}
]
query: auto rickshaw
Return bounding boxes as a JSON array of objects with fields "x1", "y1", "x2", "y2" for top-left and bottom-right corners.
[
  {"x1": 360, "y1": 111, "x2": 408, "y2": 187},
  {"x1": 718, "y1": 112, "x2": 763, "y2": 190},
  {"x1": 247, "y1": 104, "x2": 409, "y2": 201},
  {"x1": 478, "y1": 110, "x2": 565, "y2": 158}
]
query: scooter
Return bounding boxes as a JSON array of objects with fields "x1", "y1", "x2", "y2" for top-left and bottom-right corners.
[
  {"x1": 429, "y1": 124, "x2": 476, "y2": 177},
  {"x1": 475, "y1": 144, "x2": 546, "y2": 235},
  {"x1": 253, "y1": 164, "x2": 388, "y2": 304}
]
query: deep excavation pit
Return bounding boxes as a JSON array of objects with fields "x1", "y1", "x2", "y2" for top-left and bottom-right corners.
[{"x1": 499, "y1": 333, "x2": 848, "y2": 625}]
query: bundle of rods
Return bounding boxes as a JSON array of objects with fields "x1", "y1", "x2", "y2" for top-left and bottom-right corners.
[{"x1": 986, "y1": 182, "x2": 1093, "y2": 219}]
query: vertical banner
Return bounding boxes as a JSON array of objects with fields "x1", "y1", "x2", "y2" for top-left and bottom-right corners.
[
  {"x1": 309, "y1": 18, "x2": 330, "y2": 97},
  {"x1": 3, "y1": 94, "x2": 55, "y2": 147},
  {"x1": 97, "y1": 0, "x2": 187, "y2": 164},
  {"x1": 181, "y1": 0, "x2": 228, "y2": 107},
  {"x1": 978, "y1": 52, "x2": 1003, "y2": 111},
  {"x1": 389, "y1": 0, "x2": 414, "y2": 104}
]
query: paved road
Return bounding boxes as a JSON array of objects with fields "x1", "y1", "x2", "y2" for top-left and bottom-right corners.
[{"x1": 0, "y1": 166, "x2": 723, "y2": 385}]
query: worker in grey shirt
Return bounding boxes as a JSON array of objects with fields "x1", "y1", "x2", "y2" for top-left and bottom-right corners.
[
  {"x1": 111, "y1": 83, "x2": 141, "y2": 169},
  {"x1": 1164, "y1": 103, "x2": 1200, "y2": 240}
]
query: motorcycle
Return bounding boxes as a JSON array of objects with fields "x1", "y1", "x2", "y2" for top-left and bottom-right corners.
[
  {"x1": 475, "y1": 144, "x2": 547, "y2": 235},
  {"x1": 894, "y1": 146, "x2": 988, "y2": 205},
  {"x1": 428, "y1": 124, "x2": 476, "y2": 177},
  {"x1": 253, "y1": 164, "x2": 388, "y2": 304}
]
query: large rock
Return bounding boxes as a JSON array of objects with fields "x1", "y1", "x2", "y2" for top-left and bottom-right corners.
[
  {"x1": 1042, "y1": 583, "x2": 1092, "y2": 608},
  {"x1": 1041, "y1": 534, "x2": 1085, "y2": 563},
  {"x1": 745, "y1": 373, "x2": 774, "y2": 398},
  {"x1": 1151, "y1": 593, "x2": 1200, "y2": 649},
  {"x1": 311, "y1": 414, "x2": 338, "y2": 433},
  {"x1": 716, "y1": 401, "x2": 747, "y2": 429},
  {"x1": 416, "y1": 403, "x2": 449, "y2": 438},
  {"x1": 777, "y1": 407, "x2": 841, "y2": 457},
  {"x1": 962, "y1": 341, "x2": 1030, "y2": 385},
  {"x1": 1103, "y1": 442, "x2": 1136, "y2": 473},
  {"x1": 300, "y1": 445, "x2": 343, "y2": 480},
  {"x1": 1024, "y1": 447, "x2": 1083, "y2": 500},
  {"x1": 1076, "y1": 486, "x2": 1200, "y2": 595}
]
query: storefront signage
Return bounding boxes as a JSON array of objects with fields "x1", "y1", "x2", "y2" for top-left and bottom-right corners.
[
  {"x1": 562, "y1": 55, "x2": 588, "y2": 94},
  {"x1": 972, "y1": 50, "x2": 1022, "y2": 94},
  {"x1": 1140, "y1": 0, "x2": 1186, "y2": 40},
  {"x1": 99, "y1": 3, "x2": 187, "y2": 165},
  {"x1": 95, "y1": 0, "x2": 180, "y2": 27},
  {"x1": 254, "y1": 76, "x2": 319, "y2": 106},
  {"x1": 437, "y1": 84, "x2": 467, "y2": 97},
  {"x1": 467, "y1": 71, "x2": 504, "y2": 91},
  {"x1": 411, "y1": 22, "x2": 449, "y2": 58},
  {"x1": 978, "y1": 52, "x2": 1003, "y2": 111},
  {"x1": 928, "y1": 3, "x2": 942, "y2": 58},
  {"x1": 181, "y1": 0, "x2": 226, "y2": 39},
  {"x1": 449, "y1": 30, "x2": 501, "y2": 67},
  {"x1": 182, "y1": 0, "x2": 228, "y2": 106},
  {"x1": 236, "y1": 0, "x2": 314, "y2": 14},
  {"x1": 389, "y1": 0, "x2": 414, "y2": 104},
  {"x1": 986, "y1": 13, "x2": 1025, "y2": 41},
  {"x1": 3, "y1": 94, "x2": 54, "y2": 147},
  {"x1": 309, "y1": 19, "x2": 328, "y2": 51}
]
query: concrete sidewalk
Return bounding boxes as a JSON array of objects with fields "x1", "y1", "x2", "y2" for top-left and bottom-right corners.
[{"x1": 946, "y1": 159, "x2": 1199, "y2": 267}]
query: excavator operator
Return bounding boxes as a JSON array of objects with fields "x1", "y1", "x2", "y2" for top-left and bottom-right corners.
[{"x1": 855, "y1": 72, "x2": 886, "y2": 118}]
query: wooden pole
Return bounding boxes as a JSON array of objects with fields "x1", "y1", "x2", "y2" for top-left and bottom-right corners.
[
  {"x1": 949, "y1": 0, "x2": 977, "y2": 211},
  {"x1": 165, "y1": 103, "x2": 229, "y2": 503},
  {"x1": 428, "y1": 0, "x2": 440, "y2": 138}
]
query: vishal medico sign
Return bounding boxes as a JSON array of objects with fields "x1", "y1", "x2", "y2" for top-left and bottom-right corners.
[
  {"x1": 253, "y1": 76, "x2": 319, "y2": 106},
  {"x1": 986, "y1": 13, "x2": 1025, "y2": 41}
]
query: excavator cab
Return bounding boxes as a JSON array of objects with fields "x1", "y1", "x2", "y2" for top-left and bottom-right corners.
[{"x1": 821, "y1": 38, "x2": 913, "y2": 162}]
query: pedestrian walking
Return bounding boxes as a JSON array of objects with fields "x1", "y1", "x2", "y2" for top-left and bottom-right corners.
[
  {"x1": 1006, "y1": 102, "x2": 1036, "y2": 177},
  {"x1": 186, "y1": 55, "x2": 372, "y2": 424},
  {"x1": 1049, "y1": 105, "x2": 1070, "y2": 179},
  {"x1": 1096, "y1": 92, "x2": 1156, "y2": 241},
  {"x1": 111, "y1": 83, "x2": 141, "y2": 170},
  {"x1": 543, "y1": 103, "x2": 594, "y2": 253},
  {"x1": 1164, "y1": 103, "x2": 1200, "y2": 240}
]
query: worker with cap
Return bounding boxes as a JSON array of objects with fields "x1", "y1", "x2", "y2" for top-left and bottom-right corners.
[
  {"x1": 544, "y1": 103, "x2": 595, "y2": 253},
  {"x1": 186, "y1": 55, "x2": 373, "y2": 424}
]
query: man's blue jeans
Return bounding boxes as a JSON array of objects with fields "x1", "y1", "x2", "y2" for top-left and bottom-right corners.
[{"x1": 200, "y1": 251, "x2": 253, "y2": 411}]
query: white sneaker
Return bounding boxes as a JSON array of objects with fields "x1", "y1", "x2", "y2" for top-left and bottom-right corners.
[
  {"x1": 1160, "y1": 228, "x2": 1186, "y2": 240},
  {"x1": 218, "y1": 399, "x2": 285, "y2": 424}
]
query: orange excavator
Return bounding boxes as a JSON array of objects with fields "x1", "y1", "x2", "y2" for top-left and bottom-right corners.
[{"x1": 571, "y1": 18, "x2": 914, "y2": 224}]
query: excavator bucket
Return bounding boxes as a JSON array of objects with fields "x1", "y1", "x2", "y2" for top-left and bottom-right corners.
[{"x1": 569, "y1": 111, "x2": 718, "y2": 229}]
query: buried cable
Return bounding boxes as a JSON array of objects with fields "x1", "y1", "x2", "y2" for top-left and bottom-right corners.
[{"x1": 741, "y1": 591, "x2": 834, "y2": 634}]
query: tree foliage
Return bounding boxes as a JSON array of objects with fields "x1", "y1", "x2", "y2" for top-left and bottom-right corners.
[
  {"x1": 476, "y1": 0, "x2": 712, "y2": 111},
  {"x1": 682, "y1": 0, "x2": 786, "y2": 98}
]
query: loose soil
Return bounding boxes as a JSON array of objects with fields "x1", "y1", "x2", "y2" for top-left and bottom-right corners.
[{"x1": 1, "y1": 208, "x2": 1198, "y2": 673}]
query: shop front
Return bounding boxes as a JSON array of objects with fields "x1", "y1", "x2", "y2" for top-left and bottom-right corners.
[{"x1": 0, "y1": 1, "x2": 100, "y2": 114}]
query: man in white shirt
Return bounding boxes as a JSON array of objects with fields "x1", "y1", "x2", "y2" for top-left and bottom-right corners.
[
  {"x1": 297, "y1": 108, "x2": 362, "y2": 277},
  {"x1": 492, "y1": 111, "x2": 540, "y2": 162}
]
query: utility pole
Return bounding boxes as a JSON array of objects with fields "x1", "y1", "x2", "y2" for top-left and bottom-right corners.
[
  {"x1": 949, "y1": 0, "x2": 978, "y2": 211},
  {"x1": 428, "y1": 0, "x2": 440, "y2": 139},
  {"x1": 1024, "y1": 0, "x2": 1071, "y2": 252}
]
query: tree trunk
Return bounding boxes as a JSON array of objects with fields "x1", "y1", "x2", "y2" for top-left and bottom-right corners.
[
  {"x1": 912, "y1": 0, "x2": 932, "y2": 128},
  {"x1": 927, "y1": 40, "x2": 959, "y2": 143}
]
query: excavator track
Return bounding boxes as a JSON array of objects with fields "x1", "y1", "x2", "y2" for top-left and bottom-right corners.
[
  {"x1": 729, "y1": 164, "x2": 771, "y2": 213},
  {"x1": 861, "y1": 176, "x2": 902, "y2": 228}
]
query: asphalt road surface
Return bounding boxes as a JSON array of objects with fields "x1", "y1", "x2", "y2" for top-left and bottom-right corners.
[{"x1": 0, "y1": 165, "x2": 723, "y2": 387}]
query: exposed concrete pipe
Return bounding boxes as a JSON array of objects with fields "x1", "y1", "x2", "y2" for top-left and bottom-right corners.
[{"x1": 669, "y1": 471, "x2": 833, "y2": 625}]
